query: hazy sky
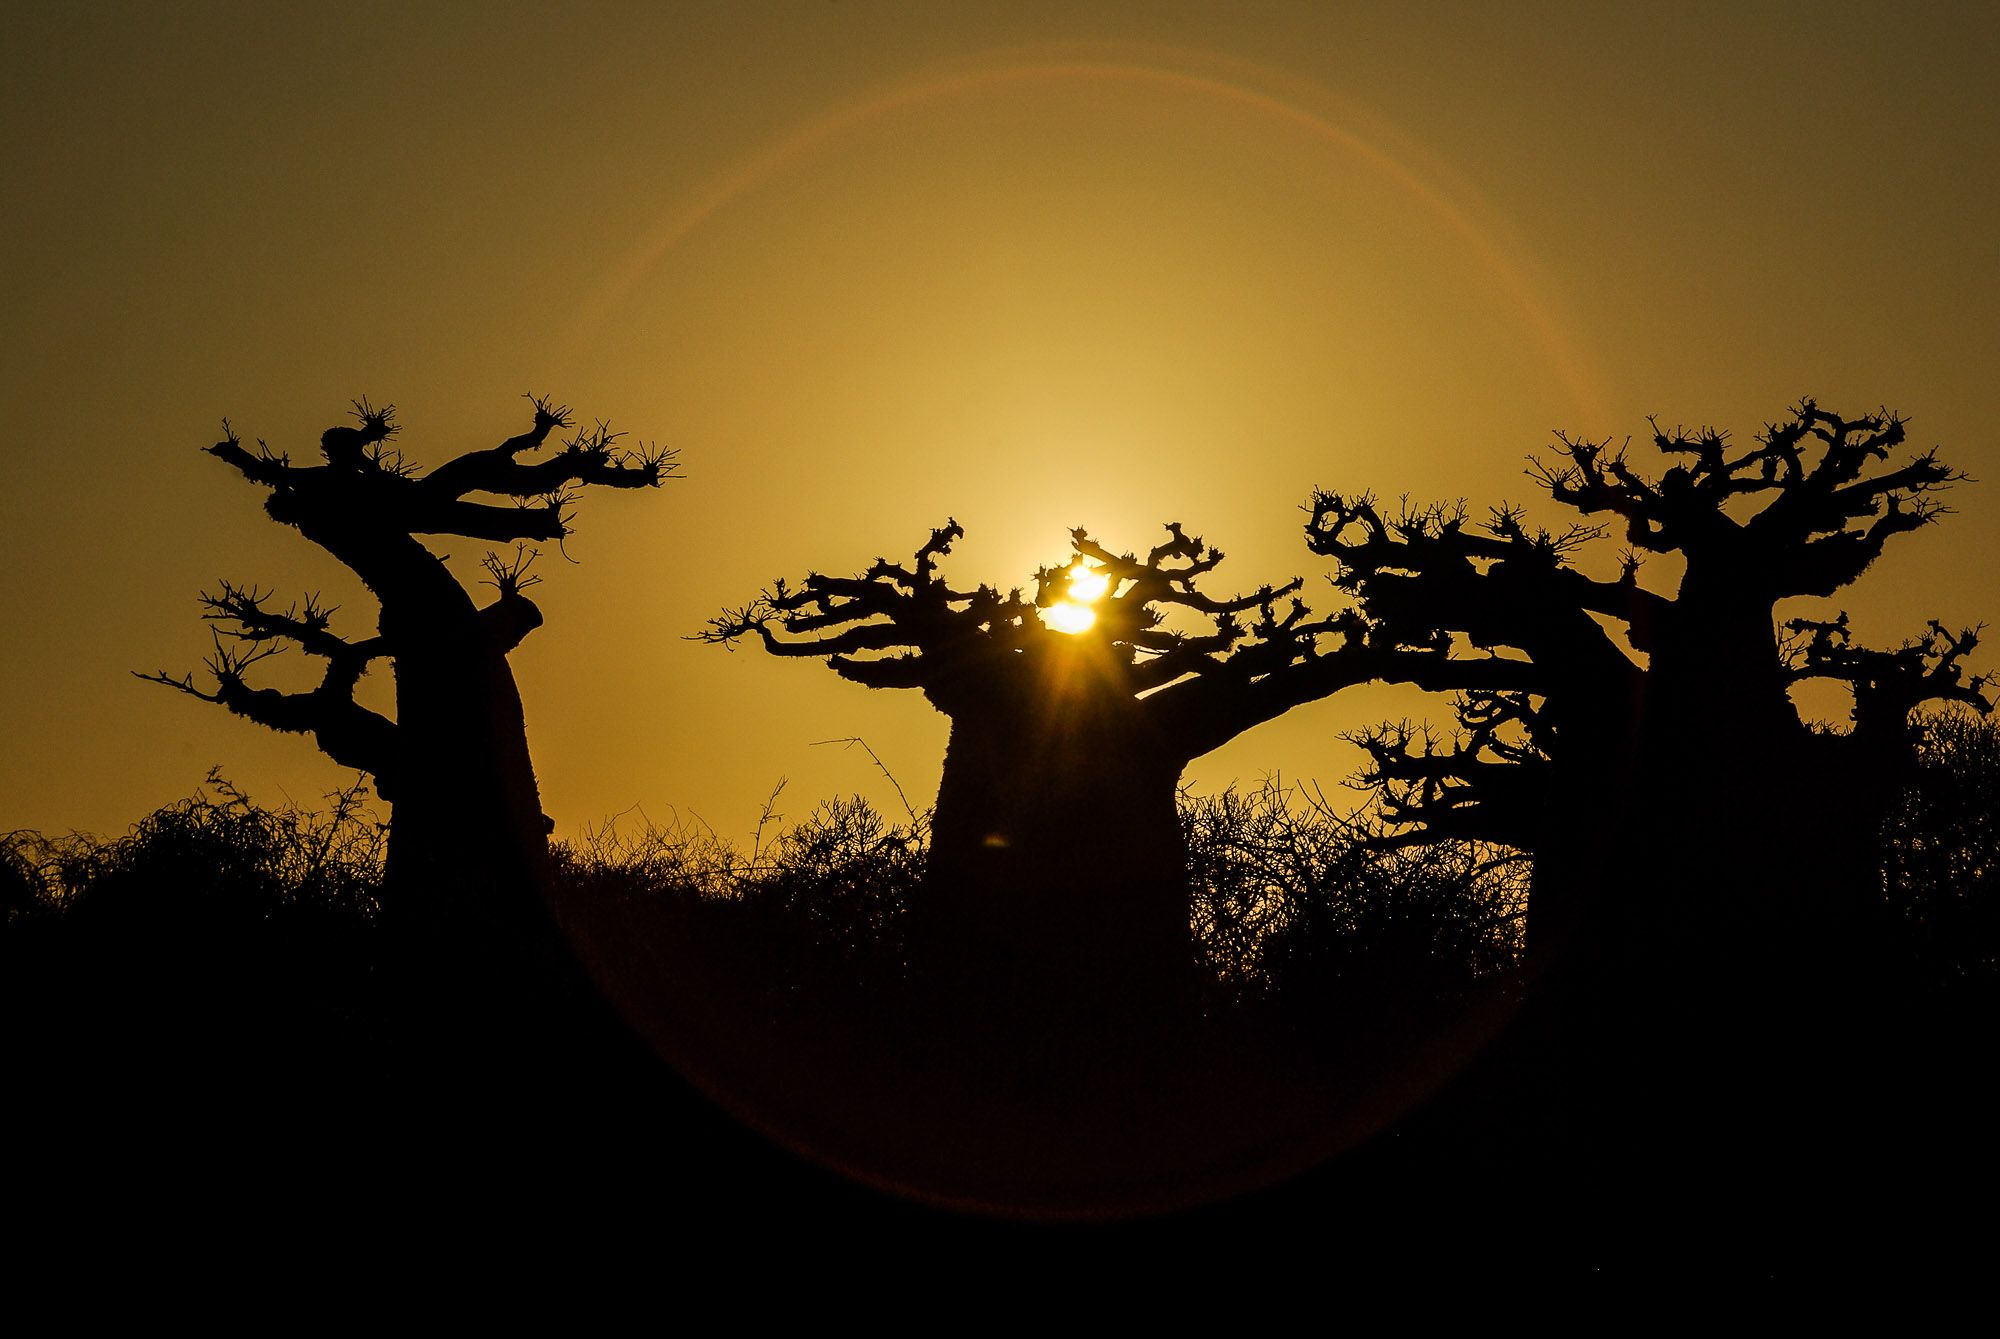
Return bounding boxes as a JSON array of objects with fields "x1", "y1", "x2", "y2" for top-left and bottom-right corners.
[{"x1": 5, "y1": 1, "x2": 1995, "y2": 842}]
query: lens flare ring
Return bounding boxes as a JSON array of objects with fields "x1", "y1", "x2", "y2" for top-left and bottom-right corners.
[{"x1": 559, "y1": 41, "x2": 1606, "y2": 425}]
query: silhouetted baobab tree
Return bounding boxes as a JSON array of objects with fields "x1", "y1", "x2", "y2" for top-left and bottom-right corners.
[
  {"x1": 703, "y1": 520, "x2": 1457, "y2": 1042},
  {"x1": 1306, "y1": 402, "x2": 1989, "y2": 1006},
  {"x1": 142, "y1": 397, "x2": 672, "y2": 945}
]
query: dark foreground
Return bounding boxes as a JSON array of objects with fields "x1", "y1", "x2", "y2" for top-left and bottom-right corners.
[
  {"x1": 11, "y1": 962, "x2": 1989, "y2": 1285},
  {"x1": 6, "y1": 782, "x2": 1995, "y2": 1284}
]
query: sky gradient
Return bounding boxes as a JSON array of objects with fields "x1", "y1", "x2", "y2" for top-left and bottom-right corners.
[{"x1": 5, "y1": 1, "x2": 1995, "y2": 842}]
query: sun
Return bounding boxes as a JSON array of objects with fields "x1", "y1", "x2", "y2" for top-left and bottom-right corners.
[
  {"x1": 1067, "y1": 565, "x2": 1111, "y2": 604},
  {"x1": 1045, "y1": 601, "x2": 1097, "y2": 634},
  {"x1": 1045, "y1": 560, "x2": 1112, "y2": 635}
]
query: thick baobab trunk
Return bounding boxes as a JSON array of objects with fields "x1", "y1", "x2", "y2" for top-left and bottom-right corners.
[
  {"x1": 916, "y1": 649, "x2": 1194, "y2": 1057},
  {"x1": 372, "y1": 583, "x2": 578, "y2": 1043},
  {"x1": 372, "y1": 596, "x2": 612, "y2": 1085},
  {"x1": 1542, "y1": 596, "x2": 1903, "y2": 1153},
  {"x1": 1637, "y1": 588, "x2": 1869, "y2": 974},
  {"x1": 383, "y1": 640, "x2": 552, "y2": 935},
  {"x1": 166, "y1": 397, "x2": 670, "y2": 1089}
]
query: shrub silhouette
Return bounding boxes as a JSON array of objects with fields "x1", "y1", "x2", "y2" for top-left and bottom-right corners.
[
  {"x1": 1183, "y1": 782, "x2": 1527, "y2": 1027},
  {"x1": 1883, "y1": 706, "x2": 2000, "y2": 991},
  {"x1": 556, "y1": 794, "x2": 924, "y2": 1032},
  {"x1": 558, "y1": 783, "x2": 1521, "y2": 1053},
  {"x1": 2, "y1": 772, "x2": 386, "y2": 1097},
  {"x1": 13, "y1": 746, "x2": 1995, "y2": 1220},
  {"x1": 549, "y1": 776, "x2": 1535, "y2": 1209}
]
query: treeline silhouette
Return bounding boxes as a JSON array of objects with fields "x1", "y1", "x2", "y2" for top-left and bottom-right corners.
[
  {"x1": 47, "y1": 392, "x2": 1995, "y2": 1251},
  {"x1": 8, "y1": 710, "x2": 1994, "y2": 1225}
]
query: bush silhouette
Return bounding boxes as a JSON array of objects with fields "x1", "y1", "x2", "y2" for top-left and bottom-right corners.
[
  {"x1": 2, "y1": 772, "x2": 386, "y2": 1099},
  {"x1": 11, "y1": 740, "x2": 1997, "y2": 1220},
  {"x1": 1883, "y1": 706, "x2": 2000, "y2": 991},
  {"x1": 1183, "y1": 782, "x2": 1527, "y2": 1035}
]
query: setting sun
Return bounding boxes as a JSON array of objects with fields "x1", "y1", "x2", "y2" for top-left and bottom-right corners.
[
  {"x1": 1045, "y1": 601, "x2": 1097, "y2": 634},
  {"x1": 1044, "y1": 560, "x2": 1112, "y2": 634},
  {"x1": 1067, "y1": 563, "x2": 1112, "y2": 604}
]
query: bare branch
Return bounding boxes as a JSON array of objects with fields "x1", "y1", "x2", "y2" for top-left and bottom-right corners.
[
  {"x1": 1342, "y1": 708, "x2": 1553, "y2": 851},
  {"x1": 479, "y1": 544, "x2": 545, "y2": 598},
  {"x1": 1305, "y1": 487, "x2": 1657, "y2": 679},
  {"x1": 137, "y1": 629, "x2": 398, "y2": 782},
  {"x1": 159, "y1": 393, "x2": 671, "y2": 813},
  {"x1": 195, "y1": 580, "x2": 390, "y2": 669},
  {"x1": 703, "y1": 519, "x2": 1390, "y2": 753},
  {"x1": 319, "y1": 398, "x2": 399, "y2": 469},
  {"x1": 424, "y1": 406, "x2": 676, "y2": 505},
  {"x1": 1785, "y1": 612, "x2": 1993, "y2": 739}
]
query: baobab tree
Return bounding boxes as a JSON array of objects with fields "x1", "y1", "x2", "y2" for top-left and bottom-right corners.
[
  {"x1": 142, "y1": 396, "x2": 672, "y2": 950},
  {"x1": 703, "y1": 520, "x2": 1464, "y2": 1040},
  {"x1": 1305, "y1": 402, "x2": 1990, "y2": 1017}
]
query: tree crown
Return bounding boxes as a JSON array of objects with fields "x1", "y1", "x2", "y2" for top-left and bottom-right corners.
[
  {"x1": 140, "y1": 395, "x2": 674, "y2": 794},
  {"x1": 1303, "y1": 401, "x2": 1989, "y2": 848}
]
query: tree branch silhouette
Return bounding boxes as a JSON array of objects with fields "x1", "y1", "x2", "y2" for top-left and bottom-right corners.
[
  {"x1": 145, "y1": 396, "x2": 674, "y2": 940},
  {"x1": 1308, "y1": 399, "x2": 1990, "y2": 996},
  {"x1": 702, "y1": 518, "x2": 1422, "y2": 1040}
]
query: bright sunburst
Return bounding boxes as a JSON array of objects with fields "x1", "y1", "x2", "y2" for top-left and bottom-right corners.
[
  {"x1": 1067, "y1": 564, "x2": 1111, "y2": 604},
  {"x1": 1046, "y1": 560, "x2": 1112, "y2": 634},
  {"x1": 1045, "y1": 601, "x2": 1097, "y2": 634}
]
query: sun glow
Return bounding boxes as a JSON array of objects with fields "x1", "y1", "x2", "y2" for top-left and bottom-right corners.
[
  {"x1": 1067, "y1": 565, "x2": 1111, "y2": 604},
  {"x1": 1045, "y1": 561, "x2": 1112, "y2": 635},
  {"x1": 1045, "y1": 601, "x2": 1097, "y2": 634}
]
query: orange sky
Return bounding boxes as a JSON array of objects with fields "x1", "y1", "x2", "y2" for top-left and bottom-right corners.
[{"x1": 4, "y1": 2, "x2": 1995, "y2": 842}]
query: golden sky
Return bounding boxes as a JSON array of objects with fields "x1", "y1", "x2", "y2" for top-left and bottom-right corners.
[{"x1": 4, "y1": 1, "x2": 1995, "y2": 841}]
